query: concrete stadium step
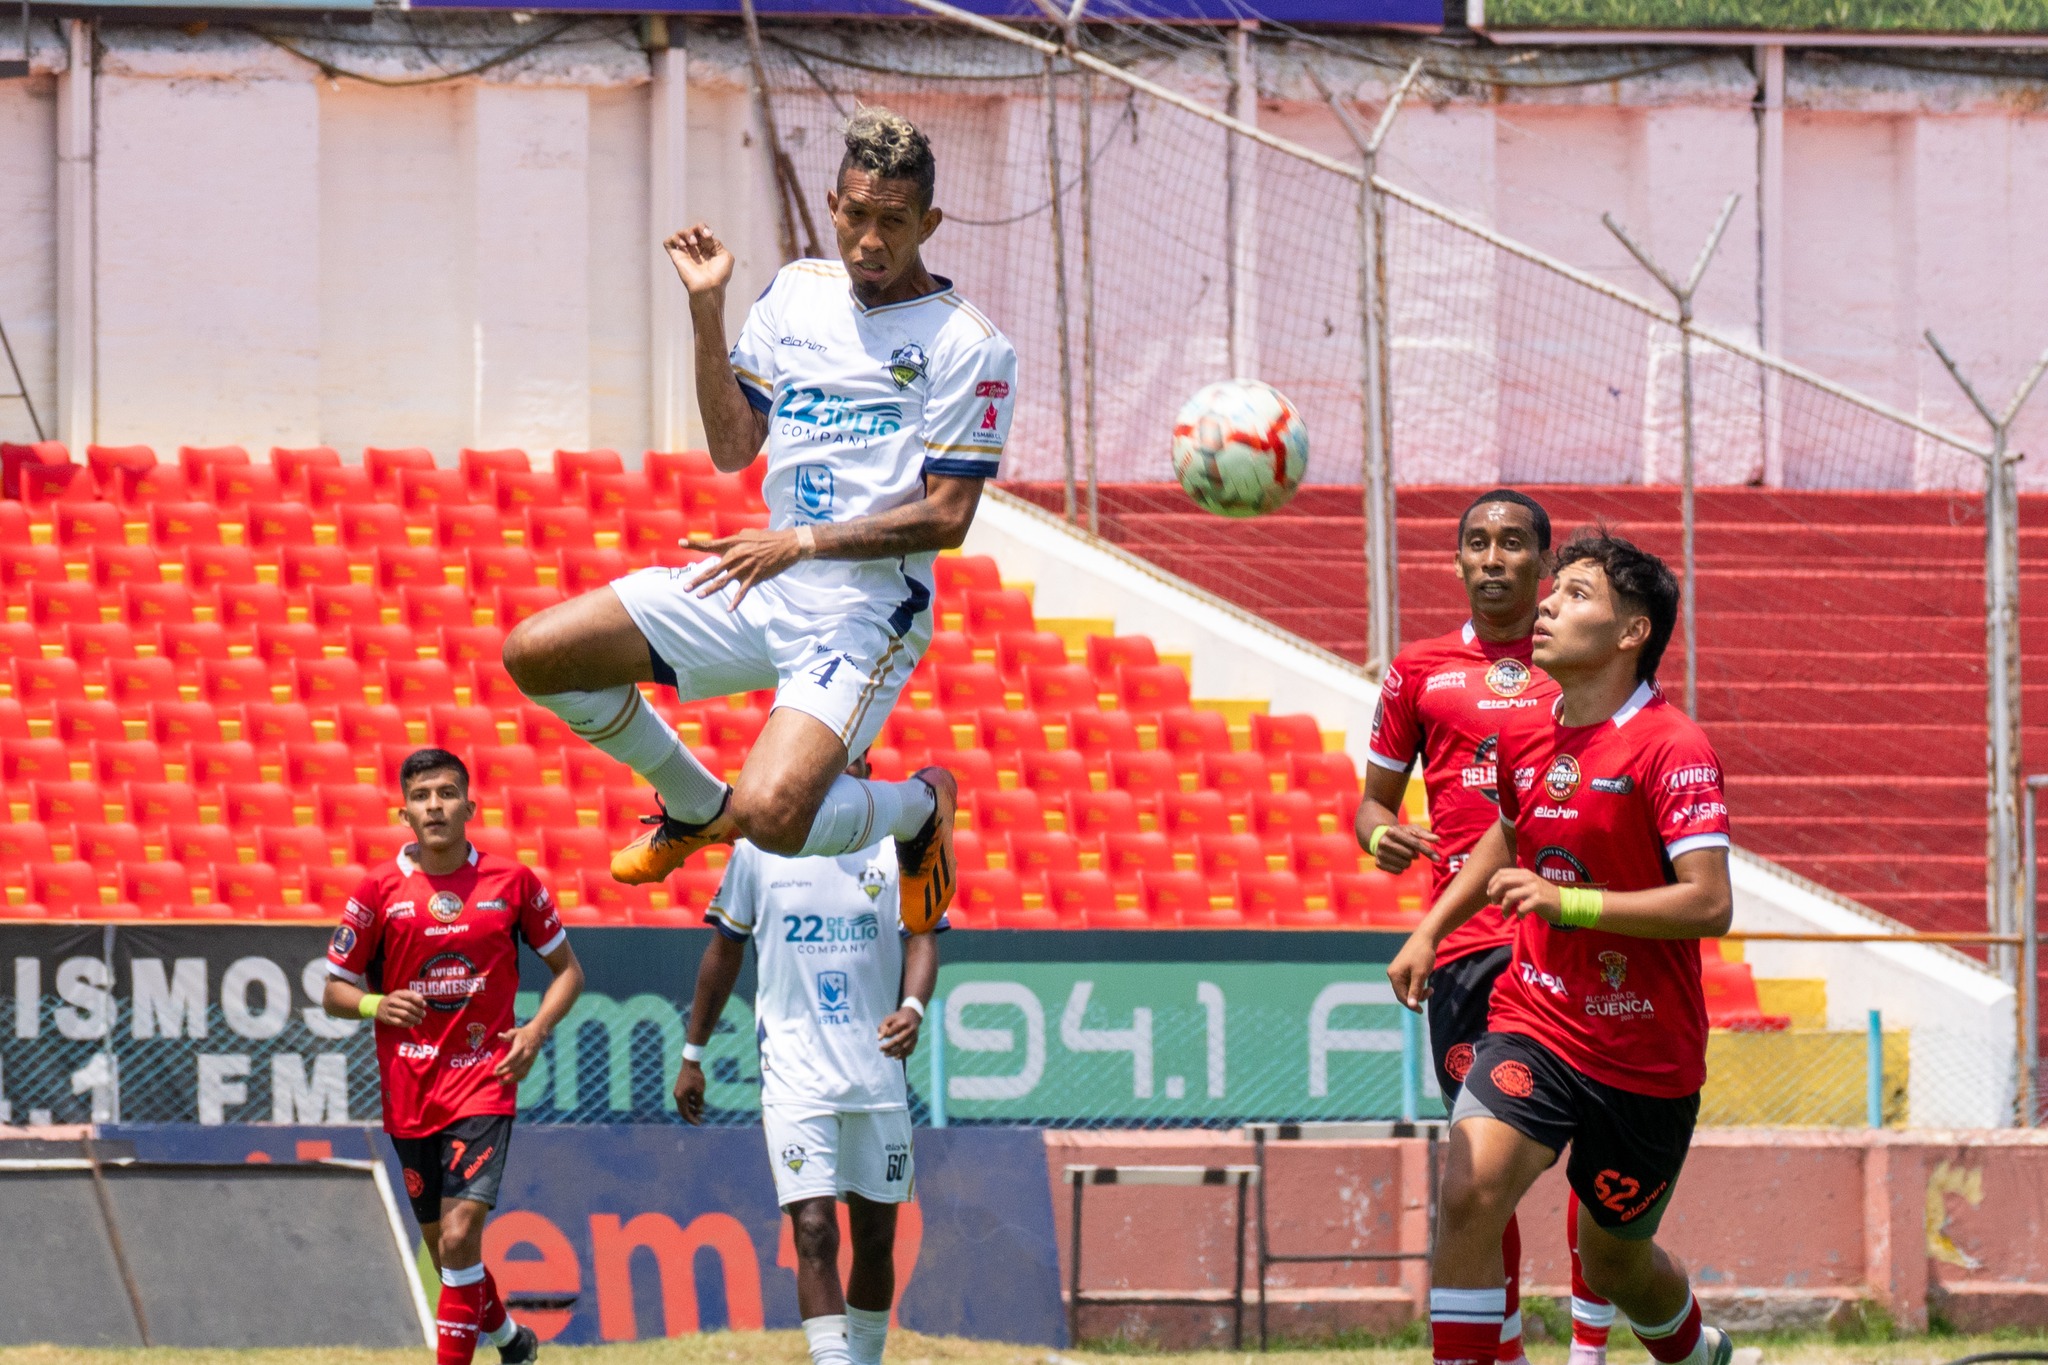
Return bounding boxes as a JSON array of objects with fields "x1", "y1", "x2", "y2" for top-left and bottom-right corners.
[
  {"x1": 1398, "y1": 516, "x2": 2048, "y2": 562},
  {"x1": 1768, "y1": 853, "x2": 1984, "y2": 898},
  {"x1": 1738, "y1": 816, "x2": 1985, "y2": 859},
  {"x1": 1694, "y1": 681, "x2": 2048, "y2": 727},
  {"x1": 1724, "y1": 774, "x2": 1983, "y2": 820},
  {"x1": 1393, "y1": 484, "x2": 2021, "y2": 528},
  {"x1": 1821, "y1": 891, "x2": 1995, "y2": 937},
  {"x1": 1705, "y1": 722, "x2": 2048, "y2": 778}
]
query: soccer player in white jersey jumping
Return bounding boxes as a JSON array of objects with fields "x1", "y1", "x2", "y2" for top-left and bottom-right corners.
[
  {"x1": 502, "y1": 108, "x2": 1016, "y2": 929},
  {"x1": 674, "y1": 751, "x2": 938, "y2": 1365}
]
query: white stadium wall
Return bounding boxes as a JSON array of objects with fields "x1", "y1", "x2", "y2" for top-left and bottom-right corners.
[{"x1": 6, "y1": 19, "x2": 2048, "y2": 485}]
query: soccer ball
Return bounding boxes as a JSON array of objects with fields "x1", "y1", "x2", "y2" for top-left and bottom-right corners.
[{"x1": 1170, "y1": 379, "x2": 1309, "y2": 518}]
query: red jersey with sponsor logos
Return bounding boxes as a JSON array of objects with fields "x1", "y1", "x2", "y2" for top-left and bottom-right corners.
[
  {"x1": 325, "y1": 844, "x2": 567, "y2": 1138},
  {"x1": 1368, "y1": 623, "x2": 1561, "y2": 965},
  {"x1": 1488, "y1": 683, "x2": 1731, "y2": 1098}
]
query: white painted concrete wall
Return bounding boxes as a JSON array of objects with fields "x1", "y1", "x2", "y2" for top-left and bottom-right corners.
[{"x1": 4, "y1": 20, "x2": 2048, "y2": 490}]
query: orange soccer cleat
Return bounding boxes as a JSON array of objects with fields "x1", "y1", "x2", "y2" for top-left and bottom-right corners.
[
  {"x1": 897, "y1": 766, "x2": 958, "y2": 933},
  {"x1": 609, "y1": 793, "x2": 737, "y2": 885}
]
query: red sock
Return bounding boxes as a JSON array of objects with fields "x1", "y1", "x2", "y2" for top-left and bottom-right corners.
[
  {"x1": 437, "y1": 1271, "x2": 486, "y2": 1365},
  {"x1": 1567, "y1": 1191, "x2": 1614, "y2": 1348},
  {"x1": 1633, "y1": 1293, "x2": 1703, "y2": 1365},
  {"x1": 1431, "y1": 1288, "x2": 1506, "y2": 1365},
  {"x1": 478, "y1": 1268, "x2": 508, "y2": 1340},
  {"x1": 1498, "y1": 1213, "x2": 1523, "y2": 1362}
]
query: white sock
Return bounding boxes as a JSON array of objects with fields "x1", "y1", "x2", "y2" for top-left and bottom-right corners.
[
  {"x1": 797, "y1": 776, "x2": 936, "y2": 857},
  {"x1": 846, "y1": 1305, "x2": 889, "y2": 1365},
  {"x1": 1574, "y1": 1297, "x2": 1618, "y2": 1330},
  {"x1": 804, "y1": 1314, "x2": 853, "y2": 1365},
  {"x1": 482, "y1": 1315, "x2": 517, "y2": 1348},
  {"x1": 529, "y1": 686, "x2": 727, "y2": 823}
]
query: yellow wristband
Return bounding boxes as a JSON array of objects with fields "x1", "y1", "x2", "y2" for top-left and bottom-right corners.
[
  {"x1": 1556, "y1": 887, "x2": 1604, "y2": 929},
  {"x1": 1367, "y1": 825, "x2": 1390, "y2": 856},
  {"x1": 358, "y1": 993, "x2": 385, "y2": 1021}
]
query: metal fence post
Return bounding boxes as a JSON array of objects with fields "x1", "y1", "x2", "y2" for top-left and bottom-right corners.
[
  {"x1": 2024, "y1": 779, "x2": 2045, "y2": 1125},
  {"x1": 1602, "y1": 194, "x2": 1740, "y2": 719},
  {"x1": 1041, "y1": 55, "x2": 1078, "y2": 524},
  {"x1": 1866, "y1": 1009, "x2": 1883, "y2": 1130}
]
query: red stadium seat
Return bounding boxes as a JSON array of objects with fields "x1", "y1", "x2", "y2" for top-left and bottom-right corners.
[
  {"x1": 1019, "y1": 749, "x2": 1090, "y2": 795},
  {"x1": 401, "y1": 585, "x2": 472, "y2": 632},
  {"x1": 71, "y1": 822, "x2": 146, "y2": 867},
  {"x1": 11, "y1": 656, "x2": 86, "y2": 706},
  {"x1": 956, "y1": 868, "x2": 1023, "y2": 919},
  {"x1": 336, "y1": 702, "x2": 410, "y2": 749},
  {"x1": 163, "y1": 822, "x2": 238, "y2": 868},
  {"x1": 977, "y1": 707, "x2": 1046, "y2": 759},
  {"x1": 258, "y1": 825, "x2": 334, "y2": 873},
  {"x1": 148, "y1": 502, "x2": 221, "y2": 549},
  {"x1": 675, "y1": 472, "x2": 763, "y2": 524},
  {"x1": 0, "y1": 698, "x2": 29, "y2": 740},
  {"x1": 120, "y1": 582, "x2": 197, "y2": 631},
  {"x1": 118, "y1": 861, "x2": 194, "y2": 917},
  {"x1": 317, "y1": 784, "x2": 391, "y2": 831},
  {"x1": 1290, "y1": 833, "x2": 1363, "y2": 881},
  {"x1": 493, "y1": 470, "x2": 564, "y2": 514},
  {"x1": 949, "y1": 828, "x2": 988, "y2": 872},
  {"x1": 932, "y1": 554, "x2": 1001, "y2": 605},
  {"x1": 182, "y1": 544, "x2": 258, "y2": 590},
  {"x1": 434, "y1": 505, "x2": 504, "y2": 553},
  {"x1": 540, "y1": 827, "x2": 611, "y2": 875},
  {"x1": 621, "y1": 507, "x2": 687, "y2": 555},
  {"x1": 1160, "y1": 789, "x2": 1232, "y2": 839},
  {"x1": 1159, "y1": 708, "x2": 1231, "y2": 765},
  {"x1": 1250, "y1": 789, "x2": 1321, "y2": 839},
  {"x1": 1110, "y1": 750, "x2": 1180, "y2": 802},
  {"x1": 555, "y1": 448, "x2": 624, "y2": 491},
  {"x1": 365, "y1": 446, "x2": 434, "y2": 493},
  {"x1": 1200, "y1": 751, "x2": 1277, "y2": 806},
  {"x1": 460, "y1": 447, "x2": 530, "y2": 495},
  {"x1": 20, "y1": 461, "x2": 98, "y2": 511},
  {"x1": 124, "y1": 782, "x2": 201, "y2": 831},
  {"x1": 28, "y1": 861, "x2": 105, "y2": 917},
  {"x1": 1007, "y1": 830, "x2": 1080, "y2": 878},
  {"x1": 1139, "y1": 870, "x2": 1214, "y2": 926},
  {"x1": 352, "y1": 826, "x2": 411, "y2": 868},
  {"x1": 255, "y1": 622, "x2": 326, "y2": 672},
  {"x1": 1196, "y1": 833, "x2": 1270, "y2": 879},
  {"x1": 1119, "y1": 664, "x2": 1191, "y2": 717},
  {"x1": 524, "y1": 506, "x2": 593, "y2": 551},
  {"x1": 1251, "y1": 713, "x2": 1323, "y2": 758},
  {"x1": 522, "y1": 708, "x2": 576, "y2": 750},
  {"x1": 397, "y1": 468, "x2": 468, "y2": 516},
  {"x1": 239, "y1": 702, "x2": 318, "y2": 749},
  {"x1": 996, "y1": 631, "x2": 1067, "y2": 681},
  {"x1": 269, "y1": 445, "x2": 342, "y2": 489},
  {"x1": 91, "y1": 741, "x2": 164, "y2": 785},
  {"x1": 214, "y1": 584, "x2": 290, "y2": 634},
  {"x1": 304, "y1": 863, "x2": 369, "y2": 912},
  {"x1": 2, "y1": 738, "x2": 73, "y2": 784},
  {"x1": 465, "y1": 546, "x2": 538, "y2": 592},
  {"x1": 471, "y1": 746, "x2": 545, "y2": 792},
  {"x1": 1023, "y1": 665, "x2": 1100, "y2": 716},
  {"x1": 374, "y1": 546, "x2": 449, "y2": 594},
  {"x1": 88, "y1": 544, "x2": 161, "y2": 590},
  {"x1": 155, "y1": 622, "x2": 232, "y2": 674},
  {"x1": 302, "y1": 463, "x2": 376, "y2": 511},
  {"x1": 244, "y1": 501, "x2": 317, "y2": 552},
  {"x1": 54, "y1": 699, "x2": 126, "y2": 745},
  {"x1": 340, "y1": 624, "x2": 416, "y2": 670},
  {"x1": 63, "y1": 623, "x2": 137, "y2": 674},
  {"x1": 438, "y1": 625, "x2": 507, "y2": 669},
  {"x1": 2, "y1": 440, "x2": 74, "y2": 501},
  {"x1": 702, "y1": 705, "x2": 769, "y2": 751},
  {"x1": 0, "y1": 823, "x2": 54, "y2": 869},
  {"x1": 559, "y1": 548, "x2": 629, "y2": 595},
  {"x1": 188, "y1": 741, "x2": 262, "y2": 785},
  {"x1": 213, "y1": 862, "x2": 285, "y2": 917},
  {"x1": 493, "y1": 586, "x2": 562, "y2": 628},
  {"x1": 311, "y1": 585, "x2": 384, "y2": 632},
  {"x1": 962, "y1": 589, "x2": 1033, "y2": 639},
  {"x1": 669, "y1": 867, "x2": 726, "y2": 913},
  {"x1": 205, "y1": 463, "x2": 284, "y2": 512},
  {"x1": 86, "y1": 442, "x2": 157, "y2": 485},
  {"x1": 1242, "y1": 871, "x2": 1330, "y2": 927},
  {"x1": 927, "y1": 748, "x2": 999, "y2": 793},
  {"x1": 199, "y1": 657, "x2": 274, "y2": 708},
  {"x1": 148, "y1": 701, "x2": 221, "y2": 747},
  {"x1": 935, "y1": 663, "x2": 1006, "y2": 712},
  {"x1": 283, "y1": 741, "x2": 359, "y2": 788},
  {"x1": 1087, "y1": 633, "x2": 1158, "y2": 682},
  {"x1": 507, "y1": 785, "x2": 578, "y2": 832},
  {"x1": 428, "y1": 705, "x2": 501, "y2": 749},
  {"x1": 281, "y1": 545, "x2": 353, "y2": 591},
  {"x1": 558, "y1": 748, "x2": 616, "y2": 795},
  {"x1": 0, "y1": 621, "x2": 39, "y2": 663},
  {"x1": 177, "y1": 444, "x2": 248, "y2": 483},
  {"x1": 32, "y1": 782, "x2": 108, "y2": 825},
  {"x1": 583, "y1": 471, "x2": 651, "y2": 519},
  {"x1": 1328, "y1": 870, "x2": 1405, "y2": 925},
  {"x1": 644, "y1": 449, "x2": 716, "y2": 491},
  {"x1": 576, "y1": 870, "x2": 652, "y2": 921},
  {"x1": 968, "y1": 788, "x2": 1043, "y2": 837},
  {"x1": 53, "y1": 501, "x2": 124, "y2": 549},
  {"x1": 469, "y1": 661, "x2": 526, "y2": 709},
  {"x1": 28, "y1": 582, "x2": 103, "y2": 631},
  {"x1": 108, "y1": 654, "x2": 182, "y2": 712},
  {"x1": 881, "y1": 707, "x2": 954, "y2": 760},
  {"x1": 0, "y1": 543, "x2": 64, "y2": 587},
  {"x1": 339, "y1": 503, "x2": 408, "y2": 553},
  {"x1": 1068, "y1": 710, "x2": 1140, "y2": 758},
  {"x1": 1066, "y1": 789, "x2": 1142, "y2": 840}
]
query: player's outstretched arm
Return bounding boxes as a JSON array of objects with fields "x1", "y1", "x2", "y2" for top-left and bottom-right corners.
[
  {"x1": 495, "y1": 940, "x2": 584, "y2": 1084},
  {"x1": 1489, "y1": 847, "x2": 1732, "y2": 941},
  {"x1": 667, "y1": 223, "x2": 770, "y2": 473},
  {"x1": 1355, "y1": 762, "x2": 1440, "y2": 874},
  {"x1": 879, "y1": 929, "x2": 939, "y2": 1061},
  {"x1": 1387, "y1": 818, "x2": 1516, "y2": 1010},
  {"x1": 686, "y1": 473, "x2": 985, "y2": 611},
  {"x1": 674, "y1": 933, "x2": 748, "y2": 1124}
]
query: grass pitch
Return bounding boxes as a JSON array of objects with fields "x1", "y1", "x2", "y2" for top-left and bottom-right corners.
[
  {"x1": 0, "y1": 1329, "x2": 2042, "y2": 1365},
  {"x1": 1480, "y1": 0, "x2": 2048, "y2": 31}
]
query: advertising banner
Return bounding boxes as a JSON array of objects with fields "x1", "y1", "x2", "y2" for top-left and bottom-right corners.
[
  {"x1": 108, "y1": 1121, "x2": 1067, "y2": 1348},
  {"x1": 0, "y1": 925, "x2": 1427, "y2": 1128}
]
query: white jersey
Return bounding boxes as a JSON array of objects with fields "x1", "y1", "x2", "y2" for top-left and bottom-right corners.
[
  {"x1": 708, "y1": 838, "x2": 916, "y2": 1111},
  {"x1": 728, "y1": 259, "x2": 1017, "y2": 626}
]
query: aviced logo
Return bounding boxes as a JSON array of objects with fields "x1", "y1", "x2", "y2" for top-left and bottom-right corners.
[{"x1": 816, "y1": 970, "x2": 852, "y2": 1024}]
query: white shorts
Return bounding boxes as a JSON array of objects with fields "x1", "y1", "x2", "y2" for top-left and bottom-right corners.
[
  {"x1": 762, "y1": 1104, "x2": 916, "y2": 1207},
  {"x1": 611, "y1": 567, "x2": 931, "y2": 759}
]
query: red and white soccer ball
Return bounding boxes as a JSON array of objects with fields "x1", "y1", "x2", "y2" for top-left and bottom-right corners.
[{"x1": 1170, "y1": 379, "x2": 1309, "y2": 518}]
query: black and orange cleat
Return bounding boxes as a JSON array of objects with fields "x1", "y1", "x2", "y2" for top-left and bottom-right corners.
[
  {"x1": 499, "y1": 1323, "x2": 541, "y2": 1364},
  {"x1": 610, "y1": 792, "x2": 737, "y2": 885},
  {"x1": 897, "y1": 767, "x2": 957, "y2": 933}
]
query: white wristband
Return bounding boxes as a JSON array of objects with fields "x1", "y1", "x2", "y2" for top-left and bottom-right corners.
[
  {"x1": 682, "y1": 1042, "x2": 706, "y2": 1063},
  {"x1": 900, "y1": 997, "x2": 926, "y2": 1019},
  {"x1": 795, "y1": 525, "x2": 817, "y2": 558}
]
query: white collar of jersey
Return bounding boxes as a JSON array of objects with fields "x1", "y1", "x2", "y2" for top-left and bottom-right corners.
[
  {"x1": 850, "y1": 272, "x2": 956, "y2": 315},
  {"x1": 1610, "y1": 680, "x2": 1656, "y2": 729},
  {"x1": 396, "y1": 841, "x2": 480, "y2": 877},
  {"x1": 1460, "y1": 619, "x2": 1476, "y2": 645}
]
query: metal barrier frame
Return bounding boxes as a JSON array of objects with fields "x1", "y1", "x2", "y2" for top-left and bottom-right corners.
[{"x1": 1064, "y1": 1163, "x2": 1259, "y2": 1349}]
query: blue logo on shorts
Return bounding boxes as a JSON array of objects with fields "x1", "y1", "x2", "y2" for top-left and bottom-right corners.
[
  {"x1": 795, "y1": 464, "x2": 834, "y2": 518},
  {"x1": 817, "y1": 970, "x2": 851, "y2": 1024}
]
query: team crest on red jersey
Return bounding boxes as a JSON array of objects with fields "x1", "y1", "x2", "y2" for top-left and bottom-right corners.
[
  {"x1": 1599, "y1": 951, "x2": 1628, "y2": 989},
  {"x1": 1543, "y1": 754, "x2": 1581, "y2": 801},
  {"x1": 428, "y1": 891, "x2": 464, "y2": 924},
  {"x1": 1485, "y1": 658, "x2": 1531, "y2": 697},
  {"x1": 1445, "y1": 1043, "x2": 1475, "y2": 1082},
  {"x1": 467, "y1": 1022, "x2": 489, "y2": 1050}
]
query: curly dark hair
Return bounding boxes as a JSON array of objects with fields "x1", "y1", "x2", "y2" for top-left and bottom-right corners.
[
  {"x1": 838, "y1": 106, "x2": 936, "y2": 210},
  {"x1": 1553, "y1": 528, "x2": 1679, "y2": 682}
]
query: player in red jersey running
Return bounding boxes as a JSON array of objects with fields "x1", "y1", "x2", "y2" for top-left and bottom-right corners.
[
  {"x1": 1388, "y1": 531, "x2": 1735, "y2": 1365},
  {"x1": 324, "y1": 749, "x2": 586, "y2": 1365},
  {"x1": 1360, "y1": 489, "x2": 1615, "y2": 1365}
]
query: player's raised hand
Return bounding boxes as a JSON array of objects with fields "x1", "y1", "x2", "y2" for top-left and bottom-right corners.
[
  {"x1": 1368, "y1": 823, "x2": 1441, "y2": 874},
  {"x1": 492, "y1": 1022, "x2": 547, "y2": 1084},
  {"x1": 665, "y1": 224, "x2": 736, "y2": 297},
  {"x1": 673, "y1": 1059, "x2": 708, "y2": 1125},
  {"x1": 684, "y1": 528, "x2": 807, "y2": 611},
  {"x1": 1386, "y1": 933, "x2": 1437, "y2": 1012},
  {"x1": 878, "y1": 1006, "x2": 922, "y2": 1060},
  {"x1": 1488, "y1": 867, "x2": 1562, "y2": 924},
  {"x1": 379, "y1": 989, "x2": 428, "y2": 1029}
]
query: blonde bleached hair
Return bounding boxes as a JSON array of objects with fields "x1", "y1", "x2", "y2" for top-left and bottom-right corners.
[{"x1": 839, "y1": 105, "x2": 936, "y2": 209}]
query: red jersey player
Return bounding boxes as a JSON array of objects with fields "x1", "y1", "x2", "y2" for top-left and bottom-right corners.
[
  {"x1": 1389, "y1": 532, "x2": 1734, "y2": 1365},
  {"x1": 1359, "y1": 489, "x2": 1596, "y2": 1365},
  {"x1": 324, "y1": 749, "x2": 585, "y2": 1365}
]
